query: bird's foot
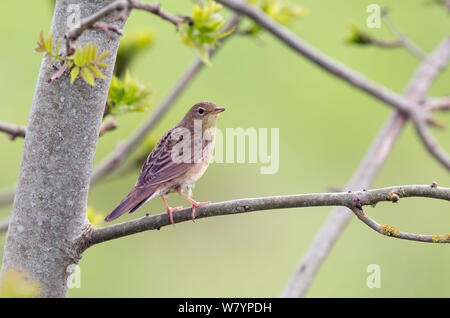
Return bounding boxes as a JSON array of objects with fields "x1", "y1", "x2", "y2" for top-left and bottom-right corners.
[
  {"x1": 166, "y1": 206, "x2": 183, "y2": 225},
  {"x1": 190, "y1": 201, "x2": 211, "y2": 222}
]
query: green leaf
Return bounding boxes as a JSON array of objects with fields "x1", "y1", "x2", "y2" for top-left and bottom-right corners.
[
  {"x1": 81, "y1": 67, "x2": 95, "y2": 85},
  {"x1": 179, "y1": 0, "x2": 233, "y2": 65},
  {"x1": 73, "y1": 48, "x2": 83, "y2": 66},
  {"x1": 70, "y1": 66, "x2": 80, "y2": 84},
  {"x1": 88, "y1": 65, "x2": 105, "y2": 79},
  {"x1": 106, "y1": 70, "x2": 152, "y2": 115},
  {"x1": 46, "y1": 32, "x2": 53, "y2": 52},
  {"x1": 84, "y1": 43, "x2": 93, "y2": 65},
  {"x1": 55, "y1": 38, "x2": 61, "y2": 56},
  {"x1": 95, "y1": 62, "x2": 110, "y2": 68},
  {"x1": 97, "y1": 50, "x2": 111, "y2": 61}
]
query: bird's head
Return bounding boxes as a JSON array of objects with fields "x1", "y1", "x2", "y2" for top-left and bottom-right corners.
[{"x1": 182, "y1": 101, "x2": 225, "y2": 129}]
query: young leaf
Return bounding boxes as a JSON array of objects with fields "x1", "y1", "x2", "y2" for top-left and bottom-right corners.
[
  {"x1": 81, "y1": 67, "x2": 95, "y2": 86},
  {"x1": 97, "y1": 50, "x2": 111, "y2": 61},
  {"x1": 88, "y1": 65, "x2": 105, "y2": 79},
  {"x1": 70, "y1": 66, "x2": 80, "y2": 84}
]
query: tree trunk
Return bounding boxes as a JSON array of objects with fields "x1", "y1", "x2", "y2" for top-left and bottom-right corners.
[{"x1": 0, "y1": 0, "x2": 124, "y2": 297}]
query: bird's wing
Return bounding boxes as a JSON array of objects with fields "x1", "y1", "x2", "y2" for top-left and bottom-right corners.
[
  {"x1": 104, "y1": 128, "x2": 197, "y2": 222},
  {"x1": 135, "y1": 128, "x2": 196, "y2": 188}
]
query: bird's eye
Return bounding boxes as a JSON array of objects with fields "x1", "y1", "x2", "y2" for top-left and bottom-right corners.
[{"x1": 198, "y1": 108, "x2": 205, "y2": 115}]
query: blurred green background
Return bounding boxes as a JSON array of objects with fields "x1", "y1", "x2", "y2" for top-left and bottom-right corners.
[{"x1": 0, "y1": 0, "x2": 449, "y2": 297}]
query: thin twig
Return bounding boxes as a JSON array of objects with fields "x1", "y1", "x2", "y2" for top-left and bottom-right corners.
[
  {"x1": 84, "y1": 185, "x2": 450, "y2": 248},
  {"x1": 0, "y1": 120, "x2": 117, "y2": 140},
  {"x1": 381, "y1": 9, "x2": 427, "y2": 60},
  {"x1": 281, "y1": 37, "x2": 450, "y2": 298},
  {"x1": 66, "y1": 0, "x2": 129, "y2": 54},
  {"x1": 93, "y1": 21, "x2": 124, "y2": 38},
  {"x1": 128, "y1": 0, "x2": 187, "y2": 26},
  {"x1": 99, "y1": 118, "x2": 118, "y2": 136},
  {"x1": 65, "y1": 0, "x2": 185, "y2": 54},
  {"x1": 425, "y1": 97, "x2": 450, "y2": 111},
  {"x1": 0, "y1": 217, "x2": 9, "y2": 234},
  {"x1": 413, "y1": 117, "x2": 450, "y2": 170},
  {"x1": 0, "y1": 188, "x2": 15, "y2": 207},
  {"x1": 0, "y1": 122, "x2": 26, "y2": 140}
]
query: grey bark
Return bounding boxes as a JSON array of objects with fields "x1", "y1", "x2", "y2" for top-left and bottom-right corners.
[{"x1": 0, "y1": 0, "x2": 124, "y2": 297}]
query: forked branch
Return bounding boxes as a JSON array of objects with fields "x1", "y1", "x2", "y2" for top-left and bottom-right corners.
[{"x1": 84, "y1": 185, "x2": 450, "y2": 249}]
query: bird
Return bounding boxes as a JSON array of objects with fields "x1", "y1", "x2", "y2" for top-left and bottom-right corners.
[{"x1": 104, "y1": 101, "x2": 225, "y2": 224}]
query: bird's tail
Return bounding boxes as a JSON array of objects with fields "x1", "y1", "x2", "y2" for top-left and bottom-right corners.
[{"x1": 104, "y1": 186, "x2": 156, "y2": 222}]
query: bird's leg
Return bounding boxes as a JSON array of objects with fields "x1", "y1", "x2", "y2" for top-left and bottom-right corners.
[
  {"x1": 161, "y1": 196, "x2": 182, "y2": 225},
  {"x1": 177, "y1": 189, "x2": 211, "y2": 221}
]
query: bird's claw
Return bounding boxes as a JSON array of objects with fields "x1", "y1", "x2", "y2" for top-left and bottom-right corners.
[
  {"x1": 166, "y1": 206, "x2": 183, "y2": 225},
  {"x1": 191, "y1": 201, "x2": 211, "y2": 222}
]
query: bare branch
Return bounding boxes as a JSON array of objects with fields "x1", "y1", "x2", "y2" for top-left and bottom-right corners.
[
  {"x1": 99, "y1": 118, "x2": 117, "y2": 136},
  {"x1": 381, "y1": 9, "x2": 427, "y2": 60},
  {"x1": 413, "y1": 117, "x2": 450, "y2": 170},
  {"x1": 128, "y1": 0, "x2": 187, "y2": 26},
  {"x1": 0, "y1": 187, "x2": 15, "y2": 207},
  {"x1": 93, "y1": 21, "x2": 124, "y2": 38},
  {"x1": 65, "y1": 0, "x2": 186, "y2": 54},
  {"x1": 84, "y1": 185, "x2": 450, "y2": 248},
  {"x1": 282, "y1": 37, "x2": 450, "y2": 298},
  {"x1": 0, "y1": 120, "x2": 117, "y2": 140},
  {"x1": 0, "y1": 217, "x2": 9, "y2": 234},
  {"x1": 0, "y1": 122, "x2": 26, "y2": 140},
  {"x1": 425, "y1": 97, "x2": 450, "y2": 111},
  {"x1": 216, "y1": 0, "x2": 428, "y2": 117},
  {"x1": 66, "y1": 0, "x2": 129, "y2": 53}
]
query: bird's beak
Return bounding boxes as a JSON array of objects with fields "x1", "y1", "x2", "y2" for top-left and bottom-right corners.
[{"x1": 211, "y1": 107, "x2": 226, "y2": 114}]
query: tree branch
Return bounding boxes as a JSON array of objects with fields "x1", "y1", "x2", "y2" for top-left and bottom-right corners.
[
  {"x1": 0, "y1": 120, "x2": 117, "y2": 140},
  {"x1": 84, "y1": 185, "x2": 450, "y2": 248},
  {"x1": 0, "y1": 187, "x2": 14, "y2": 207},
  {"x1": 381, "y1": 9, "x2": 427, "y2": 60},
  {"x1": 413, "y1": 117, "x2": 450, "y2": 170},
  {"x1": 66, "y1": 0, "x2": 185, "y2": 54},
  {"x1": 127, "y1": 0, "x2": 187, "y2": 26},
  {"x1": 281, "y1": 37, "x2": 450, "y2": 298},
  {"x1": 0, "y1": 218, "x2": 8, "y2": 234},
  {"x1": 66, "y1": 0, "x2": 128, "y2": 53},
  {"x1": 99, "y1": 118, "x2": 117, "y2": 136},
  {"x1": 0, "y1": 122, "x2": 26, "y2": 140},
  {"x1": 425, "y1": 97, "x2": 450, "y2": 111}
]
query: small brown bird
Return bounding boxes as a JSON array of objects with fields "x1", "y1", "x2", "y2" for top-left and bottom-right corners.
[{"x1": 104, "y1": 101, "x2": 225, "y2": 224}]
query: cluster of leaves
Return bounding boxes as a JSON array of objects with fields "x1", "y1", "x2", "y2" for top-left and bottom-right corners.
[
  {"x1": 35, "y1": 31, "x2": 111, "y2": 86},
  {"x1": 247, "y1": 0, "x2": 308, "y2": 34},
  {"x1": 106, "y1": 70, "x2": 152, "y2": 116},
  {"x1": 87, "y1": 206, "x2": 104, "y2": 228},
  {"x1": 345, "y1": 23, "x2": 372, "y2": 45},
  {"x1": 0, "y1": 271, "x2": 40, "y2": 298},
  {"x1": 115, "y1": 28, "x2": 155, "y2": 77},
  {"x1": 179, "y1": 1, "x2": 233, "y2": 64},
  {"x1": 68, "y1": 43, "x2": 110, "y2": 85}
]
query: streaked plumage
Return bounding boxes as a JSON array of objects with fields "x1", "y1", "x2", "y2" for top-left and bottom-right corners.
[{"x1": 104, "y1": 101, "x2": 225, "y2": 223}]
